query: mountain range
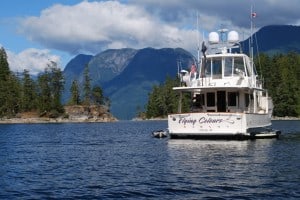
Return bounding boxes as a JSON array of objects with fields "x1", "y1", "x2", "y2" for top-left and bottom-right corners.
[
  {"x1": 62, "y1": 25, "x2": 300, "y2": 119},
  {"x1": 63, "y1": 48, "x2": 194, "y2": 119}
]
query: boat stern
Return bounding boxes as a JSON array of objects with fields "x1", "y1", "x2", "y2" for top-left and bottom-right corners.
[{"x1": 168, "y1": 112, "x2": 246, "y2": 139}]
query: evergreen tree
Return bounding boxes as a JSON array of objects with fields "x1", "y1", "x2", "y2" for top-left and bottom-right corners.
[
  {"x1": 145, "y1": 76, "x2": 189, "y2": 118},
  {"x1": 37, "y1": 71, "x2": 52, "y2": 114},
  {"x1": 146, "y1": 85, "x2": 161, "y2": 118},
  {"x1": 0, "y1": 47, "x2": 10, "y2": 80},
  {"x1": 69, "y1": 80, "x2": 81, "y2": 105},
  {"x1": 266, "y1": 53, "x2": 299, "y2": 117},
  {"x1": 0, "y1": 47, "x2": 22, "y2": 117},
  {"x1": 92, "y1": 86, "x2": 104, "y2": 105},
  {"x1": 83, "y1": 64, "x2": 91, "y2": 105},
  {"x1": 0, "y1": 47, "x2": 11, "y2": 117},
  {"x1": 5, "y1": 73, "x2": 22, "y2": 116},
  {"x1": 49, "y1": 62, "x2": 64, "y2": 113},
  {"x1": 21, "y1": 69, "x2": 37, "y2": 111},
  {"x1": 37, "y1": 62, "x2": 64, "y2": 116}
]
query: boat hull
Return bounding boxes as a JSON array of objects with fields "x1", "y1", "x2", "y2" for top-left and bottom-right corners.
[{"x1": 168, "y1": 112, "x2": 276, "y2": 139}]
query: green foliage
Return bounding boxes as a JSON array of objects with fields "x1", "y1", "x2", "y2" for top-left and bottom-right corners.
[
  {"x1": 21, "y1": 69, "x2": 37, "y2": 111},
  {"x1": 69, "y1": 80, "x2": 81, "y2": 105},
  {"x1": 36, "y1": 62, "x2": 64, "y2": 115},
  {"x1": 83, "y1": 64, "x2": 91, "y2": 105},
  {"x1": 68, "y1": 65, "x2": 107, "y2": 106},
  {"x1": 145, "y1": 76, "x2": 190, "y2": 118},
  {"x1": 92, "y1": 86, "x2": 104, "y2": 105},
  {"x1": 257, "y1": 52, "x2": 300, "y2": 117},
  {"x1": 0, "y1": 47, "x2": 108, "y2": 119},
  {"x1": 0, "y1": 48, "x2": 22, "y2": 117}
]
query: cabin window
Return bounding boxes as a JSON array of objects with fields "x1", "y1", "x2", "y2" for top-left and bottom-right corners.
[
  {"x1": 212, "y1": 58, "x2": 222, "y2": 79},
  {"x1": 228, "y1": 92, "x2": 238, "y2": 106},
  {"x1": 205, "y1": 59, "x2": 212, "y2": 77},
  {"x1": 207, "y1": 92, "x2": 215, "y2": 107},
  {"x1": 194, "y1": 94, "x2": 205, "y2": 107},
  {"x1": 192, "y1": 94, "x2": 205, "y2": 111},
  {"x1": 234, "y1": 57, "x2": 245, "y2": 76},
  {"x1": 224, "y1": 57, "x2": 233, "y2": 77},
  {"x1": 245, "y1": 93, "x2": 250, "y2": 107}
]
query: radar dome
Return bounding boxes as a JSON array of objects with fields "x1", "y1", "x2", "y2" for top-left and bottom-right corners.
[
  {"x1": 228, "y1": 31, "x2": 239, "y2": 43},
  {"x1": 208, "y1": 32, "x2": 219, "y2": 44}
]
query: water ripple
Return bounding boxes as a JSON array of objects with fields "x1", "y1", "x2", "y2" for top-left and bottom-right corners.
[{"x1": 0, "y1": 121, "x2": 300, "y2": 199}]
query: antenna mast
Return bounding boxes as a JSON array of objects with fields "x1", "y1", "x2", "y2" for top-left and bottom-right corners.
[
  {"x1": 250, "y1": 5, "x2": 255, "y2": 86},
  {"x1": 197, "y1": 12, "x2": 200, "y2": 66}
]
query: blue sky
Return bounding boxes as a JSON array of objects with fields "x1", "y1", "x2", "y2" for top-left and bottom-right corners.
[{"x1": 1, "y1": 0, "x2": 300, "y2": 75}]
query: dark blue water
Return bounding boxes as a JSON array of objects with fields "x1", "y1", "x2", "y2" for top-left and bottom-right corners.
[{"x1": 0, "y1": 120, "x2": 299, "y2": 199}]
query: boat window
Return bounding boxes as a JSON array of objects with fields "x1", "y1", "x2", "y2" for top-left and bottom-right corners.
[
  {"x1": 224, "y1": 57, "x2": 233, "y2": 77},
  {"x1": 212, "y1": 58, "x2": 222, "y2": 79},
  {"x1": 233, "y1": 57, "x2": 245, "y2": 76},
  {"x1": 205, "y1": 58, "x2": 212, "y2": 77},
  {"x1": 245, "y1": 93, "x2": 250, "y2": 107},
  {"x1": 228, "y1": 92, "x2": 237, "y2": 106},
  {"x1": 207, "y1": 92, "x2": 215, "y2": 107},
  {"x1": 192, "y1": 94, "x2": 205, "y2": 111}
]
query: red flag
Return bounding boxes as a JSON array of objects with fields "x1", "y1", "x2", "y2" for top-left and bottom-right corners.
[{"x1": 251, "y1": 12, "x2": 257, "y2": 18}]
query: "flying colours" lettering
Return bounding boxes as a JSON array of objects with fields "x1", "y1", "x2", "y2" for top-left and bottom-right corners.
[{"x1": 178, "y1": 117, "x2": 224, "y2": 125}]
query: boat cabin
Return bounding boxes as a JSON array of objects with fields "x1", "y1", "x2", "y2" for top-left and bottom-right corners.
[{"x1": 176, "y1": 53, "x2": 271, "y2": 115}]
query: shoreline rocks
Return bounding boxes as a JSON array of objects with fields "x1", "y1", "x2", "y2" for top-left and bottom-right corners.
[{"x1": 0, "y1": 105, "x2": 118, "y2": 124}]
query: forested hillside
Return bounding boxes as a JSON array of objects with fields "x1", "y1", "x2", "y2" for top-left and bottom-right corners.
[
  {"x1": 145, "y1": 52, "x2": 300, "y2": 118},
  {"x1": 0, "y1": 47, "x2": 107, "y2": 119},
  {"x1": 257, "y1": 52, "x2": 300, "y2": 117},
  {"x1": 0, "y1": 47, "x2": 65, "y2": 118}
]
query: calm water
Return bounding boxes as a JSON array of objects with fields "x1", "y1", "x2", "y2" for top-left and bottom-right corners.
[{"x1": 0, "y1": 120, "x2": 299, "y2": 199}]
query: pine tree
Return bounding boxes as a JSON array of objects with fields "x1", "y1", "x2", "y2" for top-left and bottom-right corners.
[
  {"x1": 83, "y1": 64, "x2": 91, "y2": 105},
  {"x1": 49, "y1": 62, "x2": 64, "y2": 113},
  {"x1": 37, "y1": 71, "x2": 52, "y2": 114},
  {"x1": 92, "y1": 86, "x2": 104, "y2": 105},
  {"x1": 36, "y1": 62, "x2": 64, "y2": 116},
  {"x1": 0, "y1": 47, "x2": 11, "y2": 117},
  {"x1": 145, "y1": 76, "x2": 187, "y2": 118},
  {"x1": 0, "y1": 47, "x2": 22, "y2": 117},
  {"x1": 21, "y1": 69, "x2": 37, "y2": 111},
  {"x1": 5, "y1": 73, "x2": 22, "y2": 116},
  {"x1": 0, "y1": 47, "x2": 10, "y2": 81},
  {"x1": 69, "y1": 80, "x2": 81, "y2": 105}
]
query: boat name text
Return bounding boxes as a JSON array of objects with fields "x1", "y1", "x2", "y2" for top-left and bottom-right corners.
[{"x1": 178, "y1": 116, "x2": 234, "y2": 125}]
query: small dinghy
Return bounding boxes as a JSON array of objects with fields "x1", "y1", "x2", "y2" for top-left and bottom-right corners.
[
  {"x1": 152, "y1": 130, "x2": 168, "y2": 138},
  {"x1": 250, "y1": 129, "x2": 281, "y2": 139}
]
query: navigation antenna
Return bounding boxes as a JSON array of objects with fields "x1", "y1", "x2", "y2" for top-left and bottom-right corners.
[
  {"x1": 197, "y1": 12, "x2": 200, "y2": 68},
  {"x1": 250, "y1": 5, "x2": 255, "y2": 87}
]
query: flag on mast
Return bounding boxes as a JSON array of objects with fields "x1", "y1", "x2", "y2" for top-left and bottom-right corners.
[{"x1": 251, "y1": 12, "x2": 257, "y2": 18}]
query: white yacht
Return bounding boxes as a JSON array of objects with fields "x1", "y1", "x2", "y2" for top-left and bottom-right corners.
[{"x1": 168, "y1": 30, "x2": 280, "y2": 139}]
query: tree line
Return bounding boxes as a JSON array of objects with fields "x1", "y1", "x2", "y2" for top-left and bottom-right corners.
[
  {"x1": 0, "y1": 47, "x2": 107, "y2": 118},
  {"x1": 145, "y1": 52, "x2": 300, "y2": 118}
]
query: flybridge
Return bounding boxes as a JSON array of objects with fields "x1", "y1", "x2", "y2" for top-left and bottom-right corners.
[{"x1": 178, "y1": 29, "x2": 260, "y2": 89}]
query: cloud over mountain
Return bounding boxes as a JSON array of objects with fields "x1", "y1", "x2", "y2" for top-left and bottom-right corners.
[
  {"x1": 7, "y1": 0, "x2": 300, "y2": 75},
  {"x1": 18, "y1": 0, "x2": 300, "y2": 56},
  {"x1": 19, "y1": 1, "x2": 197, "y2": 55},
  {"x1": 7, "y1": 48, "x2": 60, "y2": 75}
]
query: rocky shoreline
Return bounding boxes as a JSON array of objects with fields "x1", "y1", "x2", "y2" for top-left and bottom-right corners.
[
  {"x1": 0, "y1": 117, "x2": 117, "y2": 124},
  {"x1": 0, "y1": 105, "x2": 118, "y2": 124}
]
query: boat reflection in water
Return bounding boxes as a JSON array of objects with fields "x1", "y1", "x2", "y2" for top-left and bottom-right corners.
[{"x1": 165, "y1": 139, "x2": 281, "y2": 197}]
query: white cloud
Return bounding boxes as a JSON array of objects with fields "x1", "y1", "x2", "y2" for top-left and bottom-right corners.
[
  {"x1": 19, "y1": 1, "x2": 202, "y2": 55},
  {"x1": 17, "y1": 0, "x2": 300, "y2": 58},
  {"x1": 7, "y1": 48, "x2": 61, "y2": 75}
]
